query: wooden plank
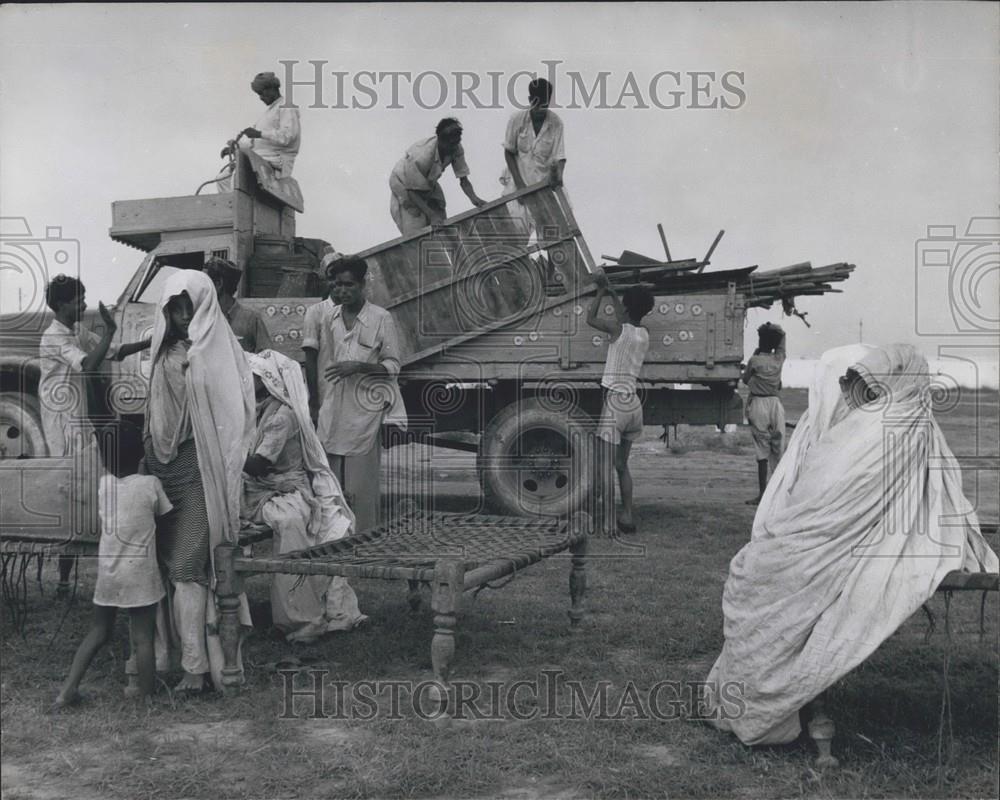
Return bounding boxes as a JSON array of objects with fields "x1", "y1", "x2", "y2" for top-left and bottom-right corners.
[
  {"x1": 110, "y1": 195, "x2": 235, "y2": 246},
  {"x1": 937, "y1": 571, "x2": 999, "y2": 591},
  {"x1": 354, "y1": 181, "x2": 556, "y2": 260}
]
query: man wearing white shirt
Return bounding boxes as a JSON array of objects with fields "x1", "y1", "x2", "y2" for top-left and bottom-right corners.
[
  {"x1": 500, "y1": 78, "x2": 567, "y2": 237},
  {"x1": 39, "y1": 275, "x2": 150, "y2": 594},
  {"x1": 221, "y1": 71, "x2": 301, "y2": 178},
  {"x1": 302, "y1": 256, "x2": 406, "y2": 533}
]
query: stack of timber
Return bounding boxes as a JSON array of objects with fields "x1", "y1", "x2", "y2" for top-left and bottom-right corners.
[{"x1": 605, "y1": 256, "x2": 855, "y2": 308}]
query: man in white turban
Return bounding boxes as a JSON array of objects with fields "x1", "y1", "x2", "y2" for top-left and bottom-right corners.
[{"x1": 219, "y1": 71, "x2": 301, "y2": 184}]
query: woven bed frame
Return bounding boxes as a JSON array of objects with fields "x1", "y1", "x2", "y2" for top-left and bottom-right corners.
[{"x1": 214, "y1": 510, "x2": 593, "y2": 712}]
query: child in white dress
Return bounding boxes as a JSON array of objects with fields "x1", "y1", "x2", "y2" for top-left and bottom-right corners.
[{"x1": 55, "y1": 422, "x2": 172, "y2": 706}]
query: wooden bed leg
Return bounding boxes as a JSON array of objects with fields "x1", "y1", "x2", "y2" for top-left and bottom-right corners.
[
  {"x1": 568, "y1": 535, "x2": 588, "y2": 629},
  {"x1": 213, "y1": 543, "x2": 244, "y2": 693},
  {"x1": 429, "y1": 560, "x2": 463, "y2": 721},
  {"x1": 407, "y1": 579, "x2": 422, "y2": 612},
  {"x1": 807, "y1": 694, "x2": 839, "y2": 769}
]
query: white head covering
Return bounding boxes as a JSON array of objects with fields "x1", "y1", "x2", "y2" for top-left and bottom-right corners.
[
  {"x1": 850, "y1": 342, "x2": 929, "y2": 407},
  {"x1": 765, "y1": 343, "x2": 875, "y2": 502},
  {"x1": 147, "y1": 270, "x2": 256, "y2": 556},
  {"x1": 706, "y1": 344, "x2": 997, "y2": 745},
  {"x1": 247, "y1": 349, "x2": 355, "y2": 540}
]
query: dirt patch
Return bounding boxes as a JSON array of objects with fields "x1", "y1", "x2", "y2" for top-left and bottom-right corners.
[
  {"x1": 150, "y1": 719, "x2": 250, "y2": 748},
  {"x1": 634, "y1": 743, "x2": 686, "y2": 766},
  {"x1": 2, "y1": 745, "x2": 108, "y2": 800},
  {"x1": 296, "y1": 718, "x2": 356, "y2": 747},
  {"x1": 611, "y1": 648, "x2": 643, "y2": 669},
  {"x1": 489, "y1": 776, "x2": 580, "y2": 799}
]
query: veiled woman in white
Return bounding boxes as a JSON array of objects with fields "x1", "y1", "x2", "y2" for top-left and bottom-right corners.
[
  {"x1": 704, "y1": 343, "x2": 998, "y2": 745},
  {"x1": 144, "y1": 270, "x2": 255, "y2": 692},
  {"x1": 242, "y1": 349, "x2": 367, "y2": 643}
]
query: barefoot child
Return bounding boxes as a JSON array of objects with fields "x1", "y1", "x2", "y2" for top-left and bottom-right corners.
[
  {"x1": 55, "y1": 421, "x2": 172, "y2": 706},
  {"x1": 587, "y1": 273, "x2": 655, "y2": 534}
]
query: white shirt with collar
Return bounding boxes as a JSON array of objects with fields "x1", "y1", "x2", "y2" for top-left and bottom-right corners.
[
  {"x1": 500, "y1": 108, "x2": 566, "y2": 189},
  {"x1": 38, "y1": 318, "x2": 118, "y2": 456},
  {"x1": 302, "y1": 299, "x2": 405, "y2": 455}
]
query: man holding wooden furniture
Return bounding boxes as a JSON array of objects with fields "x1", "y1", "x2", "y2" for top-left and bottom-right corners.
[
  {"x1": 389, "y1": 118, "x2": 487, "y2": 234},
  {"x1": 499, "y1": 77, "x2": 567, "y2": 238}
]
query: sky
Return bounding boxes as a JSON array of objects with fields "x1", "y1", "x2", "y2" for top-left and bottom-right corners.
[{"x1": 1, "y1": 2, "x2": 997, "y2": 367}]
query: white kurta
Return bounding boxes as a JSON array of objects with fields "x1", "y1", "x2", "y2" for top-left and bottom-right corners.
[
  {"x1": 499, "y1": 109, "x2": 566, "y2": 235},
  {"x1": 244, "y1": 95, "x2": 301, "y2": 177},
  {"x1": 389, "y1": 136, "x2": 470, "y2": 234},
  {"x1": 38, "y1": 319, "x2": 117, "y2": 456}
]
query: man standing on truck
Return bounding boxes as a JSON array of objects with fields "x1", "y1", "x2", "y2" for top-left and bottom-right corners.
[
  {"x1": 389, "y1": 118, "x2": 487, "y2": 234},
  {"x1": 742, "y1": 322, "x2": 787, "y2": 506},
  {"x1": 302, "y1": 256, "x2": 404, "y2": 533},
  {"x1": 219, "y1": 71, "x2": 301, "y2": 181},
  {"x1": 500, "y1": 77, "x2": 566, "y2": 238},
  {"x1": 202, "y1": 257, "x2": 273, "y2": 353},
  {"x1": 39, "y1": 275, "x2": 150, "y2": 594},
  {"x1": 587, "y1": 273, "x2": 655, "y2": 535}
]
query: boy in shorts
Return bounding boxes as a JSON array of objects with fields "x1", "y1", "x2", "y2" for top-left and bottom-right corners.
[
  {"x1": 587, "y1": 273, "x2": 655, "y2": 534},
  {"x1": 742, "y1": 322, "x2": 786, "y2": 505}
]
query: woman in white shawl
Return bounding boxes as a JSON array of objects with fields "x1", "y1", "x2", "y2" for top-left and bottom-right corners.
[
  {"x1": 243, "y1": 350, "x2": 367, "y2": 642},
  {"x1": 704, "y1": 343, "x2": 998, "y2": 745},
  {"x1": 144, "y1": 270, "x2": 255, "y2": 692}
]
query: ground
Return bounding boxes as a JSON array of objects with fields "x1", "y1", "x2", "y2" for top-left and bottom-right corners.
[{"x1": 1, "y1": 389, "x2": 997, "y2": 799}]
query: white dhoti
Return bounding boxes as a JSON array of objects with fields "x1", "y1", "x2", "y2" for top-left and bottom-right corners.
[{"x1": 261, "y1": 489, "x2": 366, "y2": 640}]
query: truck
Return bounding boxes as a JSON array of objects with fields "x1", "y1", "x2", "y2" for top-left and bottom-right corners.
[{"x1": 1, "y1": 148, "x2": 753, "y2": 535}]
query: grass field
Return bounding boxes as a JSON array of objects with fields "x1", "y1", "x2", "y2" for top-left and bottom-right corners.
[{"x1": 1, "y1": 389, "x2": 997, "y2": 799}]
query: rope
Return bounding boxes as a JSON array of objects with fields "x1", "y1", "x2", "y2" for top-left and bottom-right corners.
[
  {"x1": 935, "y1": 592, "x2": 954, "y2": 786},
  {"x1": 47, "y1": 557, "x2": 81, "y2": 650},
  {"x1": 0, "y1": 552, "x2": 45, "y2": 637},
  {"x1": 471, "y1": 560, "x2": 519, "y2": 599},
  {"x1": 921, "y1": 602, "x2": 936, "y2": 642},
  {"x1": 979, "y1": 591, "x2": 988, "y2": 643}
]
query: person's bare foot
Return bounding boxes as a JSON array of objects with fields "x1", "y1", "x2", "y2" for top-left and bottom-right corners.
[
  {"x1": 173, "y1": 672, "x2": 207, "y2": 694},
  {"x1": 52, "y1": 688, "x2": 85, "y2": 710}
]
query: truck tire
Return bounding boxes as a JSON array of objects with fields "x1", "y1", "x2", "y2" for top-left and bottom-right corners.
[
  {"x1": 0, "y1": 392, "x2": 47, "y2": 459},
  {"x1": 477, "y1": 398, "x2": 594, "y2": 518}
]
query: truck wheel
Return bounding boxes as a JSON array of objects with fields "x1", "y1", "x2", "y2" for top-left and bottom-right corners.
[
  {"x1": 0, "y1": 393, "x2": 47, "y2": 459},
  {"x1": 478, "y1": 398, "x2": 594, "y2": 518}
]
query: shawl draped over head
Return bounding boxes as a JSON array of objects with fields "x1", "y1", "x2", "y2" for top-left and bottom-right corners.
[
  {"x1": 146, "y1": 270, "x2": 256, "y2": 560},
  {"x1": 246, "y1": 349, "x2": 356, "y2": 539},
  {"x1": 705, "y1": 343, "x2": 998, "y2": 745}
]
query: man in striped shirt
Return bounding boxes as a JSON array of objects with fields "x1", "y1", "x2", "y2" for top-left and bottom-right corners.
[{"x1": 587, "y1": 273, "x2": 655, "y2": 534}]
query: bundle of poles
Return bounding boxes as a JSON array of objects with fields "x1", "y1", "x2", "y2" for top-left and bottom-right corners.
[{"x1": 596, "y1": 227, "x2": 855, "y2": 310}]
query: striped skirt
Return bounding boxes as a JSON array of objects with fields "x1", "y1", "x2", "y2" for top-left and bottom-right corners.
[{"x1": 144, "y1": 438, "x2": 210, "y2": 585}]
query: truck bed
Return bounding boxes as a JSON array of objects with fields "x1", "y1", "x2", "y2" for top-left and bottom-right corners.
[{"x1": 239, "y1": 183, "x2": 742, "y2": 385}]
